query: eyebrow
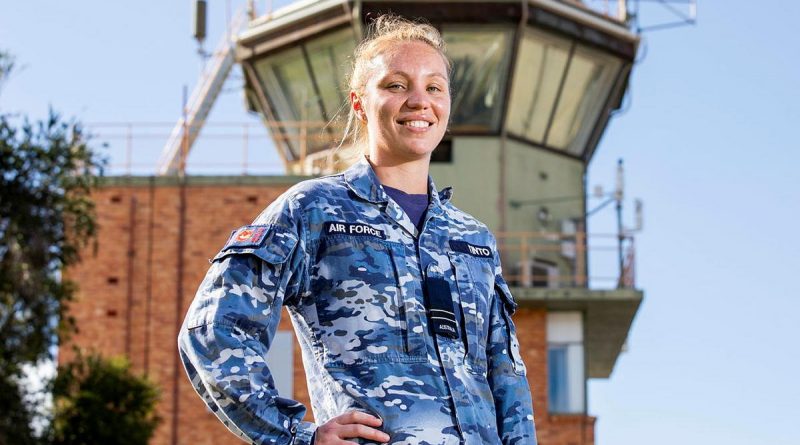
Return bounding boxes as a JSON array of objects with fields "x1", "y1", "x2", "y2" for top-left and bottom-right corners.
[{"x1": 385, "y1": 70, "x2": 448, "y2": 82}]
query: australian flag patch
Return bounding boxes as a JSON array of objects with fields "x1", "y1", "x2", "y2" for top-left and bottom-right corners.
[{"x1": 224, "y1": 225, "x2": 269, "y2": 249}]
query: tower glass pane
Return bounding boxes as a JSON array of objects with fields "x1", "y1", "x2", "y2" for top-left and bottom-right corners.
[
  {"x1": 546, "y1": 44, "x2": 623, "y2": 155},
  {"x1": 442, "y1": 26, "x2": 514, "y2": 132},
  {"x1": 548, "y1": 345, "x2": 570, "y2": 412},
  {"x1": 507, "y1": 29, "x2": 572, "y2": 143},
  {"x1": 253, "y1": 47, "x2": 327, "y2": 158},
  {"x1": 305, "y1": 28, "x2": 356, "y2": 125}
]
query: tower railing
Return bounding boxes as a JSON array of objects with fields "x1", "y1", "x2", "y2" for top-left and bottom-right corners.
[
  {"x1": 88, "y1": 120, "x2": 637, "y2": 290},
  {"x1": 247, "y1": 0, "x2": 630, "y2": 23},
  {"x1": 496, "y1": 231, "x2": 636, "y2": 290},
  {"x1": 89, "y1": 120, "x2": 336, "y2": 176}
]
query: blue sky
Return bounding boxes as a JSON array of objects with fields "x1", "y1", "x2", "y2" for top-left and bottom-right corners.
[{"x1": 2, "y1": 1, "x2": 799, "y2": 444}]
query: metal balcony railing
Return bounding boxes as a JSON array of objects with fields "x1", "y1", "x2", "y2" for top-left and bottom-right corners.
[
  {"x1": 88, "y1": 121, "x2": 339, "y2": 176},
  {"x1": 246, "y1": 0, "x2": 631, "y2": 23},
  {"x1": 497, "y1": 231, "x2": 636, "y2": 290},
  {"x1": 87, "y1": 121, "x2": 638, "y2": 290}
]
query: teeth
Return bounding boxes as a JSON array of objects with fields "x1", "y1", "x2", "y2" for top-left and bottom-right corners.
[{"x1": 403, "y1": 120, "x2": 430, "y2": 128}]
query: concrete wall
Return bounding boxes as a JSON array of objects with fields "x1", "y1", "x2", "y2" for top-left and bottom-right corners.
[
  {"x1": 64, "y1": 178, "x2": 595, "y2": 445},
  {"x1": 504, "y1": 138, "x2": 585, "y2": 233},
  {"x1": 431, "y1": 137, "x2": 587, "y2": 286},
  {"x1": 430, "y1": 137, "x2": 502, "y2": 229}
]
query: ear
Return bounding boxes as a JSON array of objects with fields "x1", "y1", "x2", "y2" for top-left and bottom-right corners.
[{"x1": 350, "y1": 91, "x2": 367, "y2": 122}]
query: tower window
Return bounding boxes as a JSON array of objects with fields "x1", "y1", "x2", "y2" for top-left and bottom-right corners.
[{"x1": 547, "y1": 312, "x2": 585, "y2": 414}]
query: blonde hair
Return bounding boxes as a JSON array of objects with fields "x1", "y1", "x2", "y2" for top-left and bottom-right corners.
[{"x1": 336, "y1": 14, "x2": 450, "y2": 156}]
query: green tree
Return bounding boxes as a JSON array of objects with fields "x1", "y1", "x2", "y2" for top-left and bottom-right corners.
[
  {"x1": 49, "y1": 351, "x2": 161, "y2": 445},
  {"x1": 0, "y1": 50, "x2": 105, "y2": 443}
]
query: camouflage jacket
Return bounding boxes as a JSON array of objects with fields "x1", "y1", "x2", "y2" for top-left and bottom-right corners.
[{"x1": 178, "y1": 158, "x2": 537, "y2": 445}]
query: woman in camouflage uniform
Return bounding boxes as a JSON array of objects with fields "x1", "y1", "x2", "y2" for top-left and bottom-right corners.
[{"x1": 179, "y1": 15, "x2": 537, "y2": 445}]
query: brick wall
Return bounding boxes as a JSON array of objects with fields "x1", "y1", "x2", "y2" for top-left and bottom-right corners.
[{"x1": 64, "y1": 179, "x2": 595, "y2": 445}]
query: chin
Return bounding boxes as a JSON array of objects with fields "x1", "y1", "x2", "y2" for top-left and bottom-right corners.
[
  {"x1": 402, "y1": 144, "x2": 439, "y2": 160},
  {"x1": 405, "y1": 138, "x2": 443, "y2": 154},
  {"x1": 373, "y1": 137, "x2": 442, "y2": 162}
]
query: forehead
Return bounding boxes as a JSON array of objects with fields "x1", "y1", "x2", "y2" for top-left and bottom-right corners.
[{"x1": 370, "y1": 41, "x2": 448, "y2": 80}]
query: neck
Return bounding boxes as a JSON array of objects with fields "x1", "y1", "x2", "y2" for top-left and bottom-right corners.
[{"x1": 366, "y1": 152, "x2": 430, "y2": 195}]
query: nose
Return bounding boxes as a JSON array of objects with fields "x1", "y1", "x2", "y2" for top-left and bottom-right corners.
[{"x1": 405, "y1": 85, "x2": 431, "y2": 110}]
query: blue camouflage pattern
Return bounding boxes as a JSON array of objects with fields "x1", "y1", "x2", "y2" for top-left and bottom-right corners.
[{"x1": 178, "y1": 157, "x2": 537, "y2": 445}]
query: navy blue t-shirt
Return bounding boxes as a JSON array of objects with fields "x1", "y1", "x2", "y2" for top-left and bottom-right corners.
[{"x1": 383, "y1": 185, "x2": 429, "y2": 231}]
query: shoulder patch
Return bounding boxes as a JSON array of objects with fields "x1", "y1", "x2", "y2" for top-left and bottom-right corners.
[
  {"x1": 224, "y1": 225, "x2": 270, "y2": 249},
  {"x1": 449, "y1": 240, "x2": 492, "y2": 258},
  {"x1": 214, "y1": 224, "x2": 299, "y2": 265}
]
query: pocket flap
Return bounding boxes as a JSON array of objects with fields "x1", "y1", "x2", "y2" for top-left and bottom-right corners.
[
  {"x1": 212, "y1": 224, "x2": 299, "y2": 265},
  {"x1": 494, "y1": 275, "x2": 518, "y2": 315}
]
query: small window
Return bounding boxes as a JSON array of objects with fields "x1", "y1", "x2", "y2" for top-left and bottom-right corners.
[
  {"x1": 547, "y1": 312, "x2": 585, "y2": 414},
  {"x1": 548, "y1": 345, "x2": 570, "y2": 410},
  {"x1": 516, "y1": 257, "x2": 558, "y2": 288},
  {"x1": 431, "y1": 140, "x2": 452, "y2": 163},
  {"x1": 532, "y1": 263, "x2": 551, "y2": 288}
]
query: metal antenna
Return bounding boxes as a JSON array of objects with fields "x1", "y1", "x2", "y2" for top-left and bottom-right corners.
[
  {"x1": 194, "y1": 0, "x2": 208, "y2": 58},
  {"x1": 615, "y1": 159, "x2": 625, "y2": 287},
  {"x1": 631, "y1": 0, "x2": 698, "y2": 33}
]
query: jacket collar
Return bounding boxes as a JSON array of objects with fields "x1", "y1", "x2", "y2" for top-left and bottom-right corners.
[
  {"x1": 343, "y1": 156, "x2": 453, "y2": 206},
  {"x1": 344, "y1": 157, "x2": 453, "y2": 238}
]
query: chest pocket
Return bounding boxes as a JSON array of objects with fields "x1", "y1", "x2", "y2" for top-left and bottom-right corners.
[
  {"x1": 447, "y1": 252, "x2": 494, "y2": 376},
  {"x1": 311, "y1": 235, "x2": 425, "y2": 367}
]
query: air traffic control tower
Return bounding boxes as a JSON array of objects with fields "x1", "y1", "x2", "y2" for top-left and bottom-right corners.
[
  {"x1": 230, "y1": 0, "x2": 643, "y2": 442},
  {"x1": 68, "y1": 1, "x2": 644, "y2": 444}
]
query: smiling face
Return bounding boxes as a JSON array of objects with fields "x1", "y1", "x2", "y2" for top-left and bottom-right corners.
[{"x1": 351, "y1": 41, "x2": 451, "y2": 163}]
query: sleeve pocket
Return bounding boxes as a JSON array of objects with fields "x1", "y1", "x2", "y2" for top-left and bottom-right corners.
[
  {"x1": 494, "y1": 275, "x2": 519, "y2": 315},
  {"x1": 494, "y1": 280, "x2": 527, "y2": 376}
]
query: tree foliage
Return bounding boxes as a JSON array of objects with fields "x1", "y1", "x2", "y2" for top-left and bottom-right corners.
[
  {"x1": 0, "y1": 110, "x2": 103, "y2": 372},
  {"x1": 48, "y1": 351, "x2": 161, "y2": 445},
  {"x1": 0, "y1": 50, "x2": 107, "y2": 443},
  {"x1": 0, "y1": 51, "x2": 14, "y2": 92},
  {"x1": 0, "y1": 47, "x2": 161, "y2": 445}
]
